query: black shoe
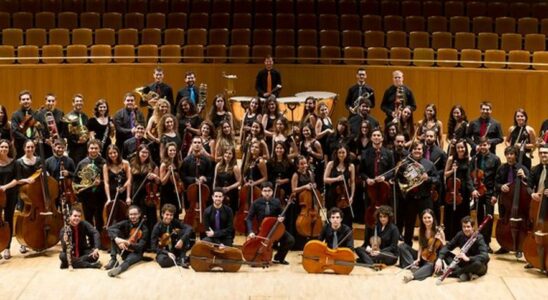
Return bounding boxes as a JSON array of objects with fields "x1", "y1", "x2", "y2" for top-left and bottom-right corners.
[
  {"x1": 515, "y1": 252, "x2": 523, "y2": 259},
  {"x1": 60, "y1": 262, "x2": 69, "y2": 269},
  {"x1": 107, "y1": 266, "x2": 123, "y2": 277},
  {"x1": 89, "y1": 261, "x2": 102, "y2": 269},
  {"x1": 181, "y1": 256, "x2": 190, "y2": 269},
  {"x1": 494, "y1": 248, "x2": 509, "y2": 255},
  {"x1": 458, "y1": 273, "x2": 471, "y2": 282},
  {"x1": 524, "y1": 263, "x2": 533, "y2": 269},
  {"x1": 487, "y1": 247, "x2": 494, "y2": 254},
  {"x1": 104, "y1": 259, "x2": 116, "y2": 270},
  {"x1": 272, "y1": 259, "x2": 289, "y2": 265}
]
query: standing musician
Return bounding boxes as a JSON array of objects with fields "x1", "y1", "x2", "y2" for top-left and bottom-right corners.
[
  {"x1": 87, "y1": 99, "x2": 114, "y2": 158},
  {"x1": 0, "y1": 105, "x2": 12, "y2": 140},
  {"x1": 214, "y1": 146, "x2": 242, "y2": 214},
  {"x1": 246, "y1": 121, "x2": 270, "y2": 160},
  {"x1": 105, "y1": 205, "x2": 150, "y2": 277},
  {"x1": 65, "y1": 94, "x2": 89, "y2": 165},
  {"x1": 122, "y1": 123, "x2": 148, "y2": 160},
  {"x1": 315, "y1": 103, "x2": 334, "y2": 162},
  {"x1": 505, "y1": 108, "x2": 537, "y2": 171},
  {"x1": 145, "y1": 98, "x2": 171, "y2": 164},
  {"x1": 113, "y1": 93, "x2": 145, "y2": 151},
  {"x1": 239, "y1": 97, "x2": 262, "y2": 150},
  {"x1": 262, "y1": 96, "x2": 283, "y2": 154},
  {"x1": 214, "y1": 120, "x2": 237, "y2": 163},
  {"x1": 130, "y1": 144, "x2": 160, "y2": 236},
  {"x1": 242, "y1": 140, "x2": 268, "y2": 192},
  {"x1": 300, "y1": 124, "x2": 324, "y2": 188},
  {"x1": 392, "y1": 133, "x2": 409, "y2": 233},
  {"x1": 255, "y1": 55, "x2": 282, "y2": 98},
  {"x1": 74, "y1": 139, "x2": 106, "y2": 233},
  {"x1": 380, "y1": 70, "x2": 416, "y2": 125},
  {"x1": 469, "y1": 137, "x2": 501, "y2": 251},
  {"x1": 151, "y1": 204, "x2": 194, "y2": 268},
  {"x1": 203, "y1": 188, "x2": 235, "y2": 246},
  {"x1": 181, "y1": 136, "x2": 214, "y2": 191},
  {"x1": 466, "y1": 101, "x2": 503, "y2": 156},
  {"x1": 10, "y1": 90, "x2": 37, "y2": 157},
  {"x1": 177, "y1": 97, "x2": 203, "y2": 156},
  {"x1": 348, "y1": 98, "x2": 380, "y2": 138},
  {"x1": 207, "y1": 94, "x2": 234, "y2": 132},
  {"x1": 345, "y1": 67, "x2": 376, "y2": 115},
  {"x1": 325, "y1": 118, "x2": 351, "y2": 161},
  {"x1": 417, "y1": 104, "x2": 444, "y2": 148},
  {"x1": 494, "y1": 145, "x2": 530, "y2": 255},
  {"x1": 444, "y1": 140, "x2": 479, "y2": 240},
  {"x1": 0, "y1": 139, "x2": 19, "y2": 259},
  {"x1": 35, "y1": 93, "x2": 64, "y2": 158},
  {"x1": 196, "y1": 121, "x2": 216, "y2": 160},
  {"x1": 175, "y1": 71, "x2": 199, "y2": 107},
  {"x1": 399, "y1": 209, "x2": 446, "y2": 283},
  {"x1": 324, "y1": 145, "x2": 356, "y2": 227},
  {"x1": 355, "y1": 205, "x2": 399, "y2": 266},
  {"x1": 159, "y1": 142, "x2": 183, "y2": 216},
  {"x1": 103, "y1": 145, "x2": 132, "y2": 206},
  {"x1": 397, "y1": 142, "x2": 439, "y2": 246},
  {"x1": 300, "y1": 97, "x2": 318, "y2": 130},
  {"x1": 59, "y1": 207, "x2": 101, "y2": 269},
  {"x1": 246, "y1": 182, "x2": 295, "y2": 264},
  {"x1": 526, "y1": 144, "x2": 548, "y2": 269},
  {"x1": 423, "y1": 129, "x2": 447, "y2": 222},
  {"x1": 144, "y1": 67, "x2": 175, "y2": 117},
  {"x1": 435, "y1": 216, "x2": 490, "y2": 282},
  {"x1": 45, "y1": 139, "x2": 75, "y2": 182},
  {"x1": 447, "y1": 105, "x2": 469, "y2": 148},
  {"x1": 268, "y1": 142, "x2": 296, "y2": 236},
  {"x1": 318, "y1": 207, "x2": 353, "y2": 249},
  {"x1": 157, "y1": 114, "x2": 181, "y2": 160}
]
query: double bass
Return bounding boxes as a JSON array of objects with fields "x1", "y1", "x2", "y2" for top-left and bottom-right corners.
[
  {"x1": 470, "y1": 156, "x2": 487, "y2": 197},
  {"x1": 523, "y1": 165, "x2": 548, "y2": 273},
  {"x1": 234, "y1": 154, "x2": 260, "y2": 234},
  {"x1": 190, "y1": 241, "x2": 267, "y2": 272},
  {"x1": 365, "y1": 181, "x2": 390, "y2": 228},
  {"x1": 0, "y1": 189, "x2": 10, "y2": 252},
  {"x1": 296, "y1": 170, "x2": 324, "y2": 238},
  {"x1": 445, "y1": 154, "x2": 463, "y2": 211},
  {"x1": 15, "y1": 130, "x2": 63, "y2": 251},
  {"x1": 184, "y1": 156, "x2": 209, "y2": 233},
  {"x1": 496, "y1": 142, "x2": 531, "y2": 255},
  {"x1": 101, "y1": 176, "x2": 129, "y2": 249}
]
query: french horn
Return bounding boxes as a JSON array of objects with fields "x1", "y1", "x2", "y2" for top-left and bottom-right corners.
[
  {"x1": 62, "y1": 113, "x2": 89, "y2": 142},
  {"x1": 72, "y1": 163, "x2": 100, "y2": 194}
]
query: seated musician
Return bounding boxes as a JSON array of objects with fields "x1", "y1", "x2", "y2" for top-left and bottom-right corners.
[
  {"x1": 435, "y1": 216, "x2": 489, "y2": 282},
  {"x1": 526, "y1": 144, "x2": 548, "y2": 269},
  {"x1": 105, "y1": 205, "x2": 150, "y2": 277},
  {"x1": 318, "y1": 207, "x2": 353, "y2": 249},
  {"x1": 246, "y1": 182, "x2": 295, "y2": 265},
  {"x1": 203, "y1": 188, "x2": 234, "y2": 246},
  {"x1": 399, "y1": 209, "x2": 446, "y2": 283},
  {"x1": 151, "y1": 204, "x2": 194, "y2": 269},
  {"x1": 59, "y1": 207, "x2": 101, "y2": 269},
  {"x1": 355, "y1": 205, "x2": 399, "y2": 266}
]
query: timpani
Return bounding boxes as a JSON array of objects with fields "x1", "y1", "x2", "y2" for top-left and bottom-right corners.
[
  {"x1": 294, "y1": 91, "x2": 338, "y2": 116},
  {"x1": 277, "y1": 96, "x2": 307, "y2": 123}
]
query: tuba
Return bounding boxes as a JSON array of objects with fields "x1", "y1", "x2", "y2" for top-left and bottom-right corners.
[
  {"x1": 398, "y1": 161, "x2": 426, "y2": 195},
  {"x1": 135, "y1": 86, "x2": 159, "y2": 110},
  {"x1": 62, "y1": 113, "x2": 89, "y2": 142},
  {"x1": 72, "y1": 163, "x2": 100, "y2": 194}
]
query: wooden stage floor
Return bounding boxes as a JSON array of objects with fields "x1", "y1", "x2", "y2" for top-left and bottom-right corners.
[{"x1": 0, "y1": 236, "x2": 546, "y2": 300}]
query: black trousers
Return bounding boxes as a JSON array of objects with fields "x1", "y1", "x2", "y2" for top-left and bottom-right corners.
[
  {"x1": 398, "y1": 243, "x2": 434, "y2": 281},
  {"x1": 441, "y1": 254, "x2": 488, "y2": 277},
  {"x1": 110, "y1": 244, "x2": 143, "y2": 272},
  {"x1": 355, "y1": 247, "x2": 398, "y2": 266},
  {"x1": 402, "y1": 195, "x2": 433, "y2": 246},
  {"x1": 476, "y1": 195, "x2": 495, "y2": 246},
  {"x1": 273, "y1": 231, "x2": 295, "y2": 261},
  {"x1": 59, "y1": 249, "x2": 98, "y2": 269},
  {"x1": 156, "y1": 248, "x2": 185, "y2": 268},
  {"x1": 80, "y1": 189, "x2": 106, "y2": 233}
]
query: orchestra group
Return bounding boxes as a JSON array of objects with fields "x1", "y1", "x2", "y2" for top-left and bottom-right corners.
[{"x1": 0, "y1": 57, "x2": 547, "y2": 284}]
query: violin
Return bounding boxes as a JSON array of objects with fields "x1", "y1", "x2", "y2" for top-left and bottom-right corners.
[
  {"x1": 420, "y1": 225, "x2": 445, "y2": 262},
  {"x1": 101, "y1": 177, "x2": 129, "y2": 249},
  {"x1": 59, "y1": 160, "x2": 77, "y2": 204},
  {"x1": 302, "y1": 240, "x2": 386, "y2": 274},
  {"x1": 523, "y1": 168, "x2": 548, "y2": 272},
  {"x1": 114, "y1": 216, "x2": 147, "y2": 270},
  {"x1": 144, "y1": 181, "x2": 160, "y2": 208},
  {"x1": 295, "y1": 171, "x2": 324, "y2": 238},
  {"x1": 0, "y1": 190, "x2": 10, "y2": 252},
  {"x1": 158, "y1": 228, "x2": 181, "y2": 249},
  {"x1": 242, "y1": 195, "x2": 294, "y2": 264},
  {"x1": 15, "y1": 130, "x2": 63, "y2": 251},
  {"x1": 18, "y1": 113, "x2": 37, "y2": 133},
  {"x1": 365, "y1": 181, "x2": 390, "y2": 228},
  {"x1": 471, "y1": 156, "x2": 487, "y2": 197},
  {"x1": 444, "y1": 162, "x2": 463, "y2": 210},
  {"x1": 496, "y1": 142, "x2": 531, "y2": 254},
  {"x1": 190, "y1": 240, "x2": 267, "y2": 272}
]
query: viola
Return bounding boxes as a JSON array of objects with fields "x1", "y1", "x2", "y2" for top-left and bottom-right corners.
[
  {"x1": 522, "y1": 171, "x2": 548, "y2": 272},
  {"x1": 158, "y1": 228, "x2": 181, "y2": 249},
  {"x1": 59, "y1": 160, "x2": 77, "y2": 204},
  {"x1": 420, "y1": 226, "x2": 445, "y2": 262},
  {"x1": 234, "y1": 184, "x2": 261, "y2": 234},
  {"x1": 144, "y1": 181, "x2": 160, "y2": 208},
  {"x1": 444, "y1": 172, "x2": 463, "y2": 209},
  {"x1": 471, "y1": 156, "x2": 487, "y2": 197},
  {"x1": 190, "y1": 240, "x2": 267, "y2": 272},
  {"x1": 496, "y1": 142, "x2": 530, "y2": 254},
  {"x1": 365, "y1": 181, "x2": 391, "y2": 228},
  {"x1": 295, "y1": 186, "x2": 324, "y2": 238},
  {"x1": 15, "y1": 130, "x2": 63, "y2": 251},
  {"x1": 101, "y1": 179, "x2": 129, "y2": 249},
  {"x1": 242, "y1": 195, "x2": 294, "y2": 264},
  {"x1": 184, "y1": 180, "x2": 209, "y2": 233},
  {"x1": 0, "y1": 190, "x2": 10, "y2": 252},
  {"x1": 114, "y1": 216, "x2": 147, "y2": 270},
  {"x1": 18, "y1": 113, "x2": 36, "y2": 133}
]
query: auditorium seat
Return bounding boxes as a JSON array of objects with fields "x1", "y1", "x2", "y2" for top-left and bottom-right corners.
[
  {"x1": 409, "y1": 31, "x2": 430, "y2": 49},
  {"x1": 21, "y1": 0, "x2": 41, "y2": 13},
  {"x1": 184, "y1": 44, "x2": 205, "y2": 63},
  {"x1": 500, "y1": 33, "x2": 522, "y2": 52},
  {"x1": 524, "y1": 34, "x2": 546, "y2": 52},
  {"x1": 384, "y1": 15, "x2": 404, "y2": 31},
  {"x1": 58, "y1": 11, "x2": 78, "y2": 30},
  {"x1": 318, "y1": 14, "x2": 338, "y2": 31},
  {"x1": 35, "y1": 12, "x2": 56, "y2": 30},
  {"x1": 118, "y1": 28, "x2": 139, "y2": 46},
  {"x1": 317, "y1": 0, "x2": 337, "y2": 15},
  {"x1": 188, "y1": 13, "x2": 208, "y2": 29},
  {"x1": 114, "y1": 45, "x2": 135, "y2": 63},
  {"x1": 296, "y1": 0, "x2": 315, "y2": 14},
  {"x1": 275, "y1": 29, "x2": 295, "y2": 47},
  {"x1": 365, "y1": 47, "x2": 388, "y2": 65},
  {"x1": 103, "y1": 12, "x2": 123, "y2": 30},
  {"x1": 251, "y1": 45, "x2": 272, "y2": 63},
  {"x1": 49, "y1": 28, "x2": 70, "y2": 46},
  {"x1": 254, "y1": 13, "x2": 273, "y2": 30},
  {"x1": 80, "y1": 12, "x2": 101, "y2": 29},
  {"x1": 66, "y1": 44, "x2": 88, "y2": 63},
  {"x1": 187, "y1": 28, "x2": 207, "y2": 45},
  {"x1": 2, "y1": 28, "x2": 23, "y2": 47},
  {"x1": 297, "y1": 45, "x2": 318, "y2": 64},
  {"x1": 191, "y1": 0, "x2": 210, "y2": 14},
  {"x1": 128, "y1": 0, "x2": 147, "y2": 14},
  {"x1": 381, "y1": 1, "x2": 400, "y2": 16},
  {"x1": 150, "y1": 0, "x2": 170, "y2": 14},
  {"x1": 297, "y1": 14, "x2": 317, "y2": 30},
  {"x1": 167, "y1": 12, "x2": 187, "y2": 29},
  {"x1": 232, "y1": 13, "x2": 252, "y2": 29},
  {"x1": 484, "y1": 49, "x2": 506, "y2": 69},
  {"x1": 362, "y1": 15, "x2": 382, "y2": 31},
  {"x1": 253, "y1": 29, "x2": 273, "y2": 46},
  {"x1": 85, "y1": 0, "x2": 105, "y2": 13},
  {"x1": 413, "y1": 48, "x2": 435, "y2": 67},
  {"x1": 276, "y1": 14, "x2": 296, "y2": 30},
  {"x1": 436, "y1": 48, "x2": 458, "y2": 67},
  {"x1": 386, "y1": 31, "x2": 407, "y2": 48},
  {"x1": 43, "y1": 0, "x2": 63, "y2": 13},
  {"x1": 228, "y1": 45, "x2": 250, "y2": 63},
  {"x1": 90, "y1": 44, "x2": 112, "y2": 63},
  {"x1": 0, "y1": 45, "x2": 15, "y2": 64},
  {"x1": 141, "y1": 28, "x2": 162, "y2": 46},
  {"x1": 160, "y1": 45, "x2": 181, "y2": 63},
  {"x1": 532, "y1": 51, "x2": 548, "y2": 70},
  {"x1": 342, "y1": 30, "x2": 363, "y2": 47},
  {"x1": 454, "y1": 32, "x2": 476, "y2": 51},
  {"x1": 125, "y1": 13, "x2": 145, "y2": 30},
  {"x1": 231, "y1": 28, "x2": 251, "y2": 46},
  {"x1": 63, "y1": 0, "x2": 84, "y2": 13},
  {"x1": 319, "y1": 30, "x2": 340, "y2": 47},
  {"x1": 510, "y1": 2, "x2": 531, "y2": 20},
  {"x1": 340, "y1": 14, "x2": 360, "y2": 31},
  {"x1": 164, "y1": 28, "x2": 184, "y2": 45},
  {"x1": 212, "y1": 0, "x2": 231, "y2": 14},
  {"x1": 275, "y1": 45, "x2": 295, "y2": 64},
  {"x1": 344, "y1": 46, "x2": 365, "y2": 65},
  {"x1": 137, "y1": 45, "x2": 158, "y2": 63},
  {"x1": 147, "y1": 12, "x2": 166, "y2": 29},
  {"x1": 431, "y1": 32, "x2": 452, "y2": 50},
  {"x1": 298, "y1": 29, "x2": 317, "y2": 47},
  {"x1": 450, "y1": 16, "x2": 470, "y2": 34},
  {"x1": 427, "y1": 16, "x2": 447, "y2": 33},
  {"x1": 25, "y1": 28, "x2": 46, "y2": 47},
  {"x1": 477, "y1": 32, "x2": 499, "y2": 51},
  {"x1": 445, "y1": 1, "x2": 465, "y2": 18},
  {"x1": 518, "y1": 17, "x2": 539, "y2": 35},
  {"x1": 170, "y1": 0, "x2": 190, "y2": 13},
  {"x1": 71, "y1": 28, "x2": 93, "y2": 46},
  {"x1": 107, "y1": 0, "x2": 127, "y2": 14},
  {"x1": 95, "y1": 28, "x2": 116, "y2": 45},
  {"x1": 495, "y1": 17, "x2": 516, "y2": 35},
  {"x1": 423, "y1": 1, "x2": 442, "y2": 17},
  {"x1": 508, "y1": 50, "x2": 530, "y2": 70},
  {"x1": 487, "y1": 2, "x2": 508, "y2": 19},
  {"x1": 401, "y1": 1, "x2": 421, "y2": 17},
  {"x1": 364, "y1": 31, "x2": 385, "y2": 48},
  {"x1": 12, "y1": 12, "x2": 33, "y2": 30},
  {"x1": 405, "y1": 16, "x2": 425, "y2": 32},
  {"x1": 472, "y1": 16, "x2": 493, "y2": 34},
  {"x1": 209, "y1": 28, "x2": 230, "y2": 46},
  {"x1": 275, "y1": 0, "x2": 294, "y2": 14},
  {"x1": 466, "y1": 1, "x2": 487, "y2": 18},
  {"x1": 338, "y1": 0, "x2": 358, "y2": 15},
  {"x1": 460, "y1": 49, "x2": 482, "y2": 68},
  {"x1": 17, "y1": 45, "x2": 39, "y2": 64},
  {"x1": 210, "y1": 13, "x2": 230, "y2": 29},
  {"x1": 319, "y1": 45, "x2": 341, "y2": 64},
  {"x1": 389, "y1": 47, "x2": 411, "y2": 66},
  {"x1": 0, "y1": 12, "x2": 10, "y2": 30}
]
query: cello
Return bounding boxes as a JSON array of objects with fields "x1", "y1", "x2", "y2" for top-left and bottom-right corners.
[
  {"x1": 59, "y1": 161, "x2": 77, "y2": 204},
  {"x1": 444, "y1": 155, "x2": 463, "y2": 211},
  {"x1": 234, "y1": 154, "x2": 261, "y2": 234},
  {"x1": 296, "y1": 170, "x2": 325, "y2": 238},
  {"x1": 242, "y1": 195, "x2": 294, "y2": 264},
  {"x1": 523, "y1": 164, "x2": 548, "y2": 273},
  {"x1": 184, "y1": 156, "x2": 209, "y2": 234},
  {"x1": 144, "y1": 181, "x2": 160, "y2": 209},
  {"x1": 189, "y1": 241, "x2": 267, "y2": 272},
  {"x1": 334, "y1": 174, "x2": 355, "y2": 219},
  {"x1": 101, "y1": 176, "x2": 129, "y2": 249},
  {"x1": 15, "y1": 129, "x2": 64, "y2": 251},
  {"x1": 496, "y1": 142, "x2": 531, "y2": 255},
  {"x1": 365, "y1": 181, "x2": 390, "y2": 228}
]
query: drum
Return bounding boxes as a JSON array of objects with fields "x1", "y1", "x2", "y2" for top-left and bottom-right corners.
[
  {"x1": 294, "y1": 91, "x2": 337, "y2": 116},
  {"x1": 229, "y1": 96, "x2": 254, "y2": 125},
  {"x1": 277, "y1": 96, "x2": 307, "y2": 123}
]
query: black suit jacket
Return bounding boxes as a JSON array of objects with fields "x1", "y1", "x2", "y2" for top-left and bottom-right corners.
[
  {"x1": 359, "y1": 146, "x2": 395, "y2": 180},
  {"x1": 144, "y1": 82, "x2": 175, "y2": 115},
  {"x1": 466, "y1": 117, "x2": 503, "y2": 154},
  {"x1": 255, "y1": 68, "x2": 282, "y2": 97},
  {"x1": 176, "y1": 85, "x2": 199, "y2": 107},
  {"x1": 381, "y1": 85, "x2": 416, "y2": 121},
  {"x1": 203, "y1": 204, "x2": 234, "y2": 240},
  {"x1": 319, "y1": 223, "x2": 354, "y2": 249},
  {"x1": 345, "y1": 83, "x2": 375, "y2": 110},
  {"x1": 60, "y1": 220, "x2": 100, "y2": 254}
]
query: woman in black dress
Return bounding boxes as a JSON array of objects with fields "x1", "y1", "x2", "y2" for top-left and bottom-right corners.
[
  {"x1": 103, "y1": 145, "x2": 132, "y2": 205},
  {"x1": 0, "y1": 139, "x2": 20, "y2": 259},
  {"x1": 446, "y1": 105, "x2": 469, "y2": 150},
  {"x1": 323, "y1": 145, "x2": 356, "y2": 227},
  {"x1": 130, "y1": 144, "x2": 160, "y2": 233},
  {"x1": 158, "y1": 113, "x2": 181, "y2": 161},
  {"x1": 505, "y1": 108, "x2": 537, "y2": 171},
  {"x1": 0, "y1": 105, "x2": 12, "y2": 141},
  {"x1": 197, "y1": 120, "x2": 216, "y2": 160},
  {"x1": 213, "y1": 146, "x2": 241, "y2": 213},
  {"x1": 239, "y1": 97, "x2": 262, "y2": 148},
  {"x1": 159, "y1": 142, "x2": 183, "y2": 215},
  {"x1": 207, "y1": 94, "x2": 234, "y2": 132},
  {"x1": 315, "y1": 102, "x2": 334, "y2": 162},
  {"x1": 214, "y1": 120, "x2": 236, "y2": 163},
  {"x1": 87, "y1": 99, "x2": 114, "y2": 157}
]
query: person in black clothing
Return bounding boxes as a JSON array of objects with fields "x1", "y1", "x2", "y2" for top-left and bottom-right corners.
[
  {"x1": 151, "y1": 204, "x2": 194, "y2": 268},
  {"x1": 494, "y1": 145, "x2": 530, "y2": 256},
  {"x1": 106, "y1": 205, "x2": 150, "y2": 277},
  {"x1": 45, "y1": 139, "x2": 76, "y2": 180},
  {"x1": 11, "y1": 90, "x2": 38, "y2": 157},
  {"x1": 345, "y1": 67, "x2": 375, "y2": 115},
  {"x1": 255, "y1": 56, "x2": 282, "y2": 98},
  {"x1": 175, "y1": 71, "x2": 199, "y2": 108},
  {"x1": 397, "y1": 142, "x2": 439, "y2": 246},
  {"x1": 35, "y1": 93, "x2": 64, "y2": 158},
  {"x1": 381, "y1": 70, "x2": 416, "y2": 125},
  {"x1": 59, "y1": 207, "x2": 101, "y2": 269},
  {"x1": 0, "y1": 105, "x2": 12, "y2": 141},
  {"x1": 122, "y1": 123, "x2": 148, "y2": 160},
  {"x1": 0, "y1": 139, "x2": 20, "y2": 259},
  {"x1": 466, "y1": 101, "x2": 503, "y2": 156},
  {"x1": 142, "y1": 67, "x2": 175, "y2": 118},
  {"x1": 318, "y1": 207, "x2": 353, "y2": 249},
  {"x1": 526, "y1": 144, "x2": 548, "y2": 269},
  {"x1": 435, "y1": 216, "x2": 490, "y2": 282},
  {"x1": 65, "y1": 94, "x2": 89, "y2": 165},
  {"x1": 504, "y1": 108, "x2": 537, "y2": 171},
  {"x1": 246, "y1": 182, "x2": 295, "y2": 264},
  {"x1": 469, "y1": 137, "x2": 501, "y2": 251},
  {"x1": 202, "y1": 188, "x2": 234, "y2": 246},
  {"x1": 540, "y1": 119, "x2": 548, "y2": 143},
  {"x1": 113, "y1": 93, "x2": 146, "y2": 151},
  {"x1": 348, "y1": 98, "x2": 380, "y2": 138},
  {"x1": 423, "y1": 129, "x2": 447, "y2": 222},
  {"x1": 181, "y1": 136, "x2": 214, "y2": 191},
  {"x1": 355, "y1": 205, "x2": 399, "y2": 265}
]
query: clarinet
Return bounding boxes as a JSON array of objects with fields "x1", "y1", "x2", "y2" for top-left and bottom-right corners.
[
  {"x1": 436, "y1": 215, "x2": 493, "y2": 284},
  {"x1": 60, "y1": 170, "x2": 74, "y2": 270}
]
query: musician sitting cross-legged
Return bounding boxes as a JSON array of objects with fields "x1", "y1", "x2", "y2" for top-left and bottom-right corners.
[
  {"x1": 435, "y1": 216, "x2": 490, "y2": 282},
  {"x1": 355, "y1": 205, "x2": 399, "y2": 266},
  {"x1": 151, "y1": 204, "x2": 194, "y2": 269},
  {"x1": 59, "y1": 207, "x2": 101, "y2": 269},
  {"x1": 246, "y1": 182, "x2": 295, "y2": 265},
  {"x1": 105, "y1": 205, "x2": 150, "y2": 277},
  {"x1": 318, "y1": 207, "x2": 353, "y2": 249},
  {"x1": 202, "y1": 188, "x2": 235, "y2": 246}
]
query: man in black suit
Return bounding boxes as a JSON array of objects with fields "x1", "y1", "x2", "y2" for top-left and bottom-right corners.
[
  {"x1": 35, "y1": 93, "x2": 64, "y2": 158},
  {"x1": 175, "y1": 71, "x2": 199, "y2": 108},
  {"x1": 122, "y1": 123, "x2": 147, "y2": 160},
  {"x1": 113, "y1": 93, "x2": 145, "y2": 150},
  {"x1": 255, "y1": 56, "x2": 282, "y2": 98},
  {"x1": 202, "y1": 188, "x2": 235, "y2": 246},
  {"x1": 423, "y1": 129, "x2": 447, "y2": 221},
  {"x1": 381, "y1": 70, "x2": 416, "y2": 125},
  {"x1": 348, "y1": 98, "x2": 380, "y2": 138},
  {"x1": 466, "y1": 101, "x2": 503, "y2": 155},
  {"x1": 142, "y1": 67, "x2": 174, "y2": 118},
  {"x1": 345, "y1": 67, "x2": 375, "y2": 115}
]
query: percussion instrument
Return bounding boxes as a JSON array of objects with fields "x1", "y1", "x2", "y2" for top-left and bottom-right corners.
[{"x1": 294, "y1": 91, "x2": 337, "y2": 116}]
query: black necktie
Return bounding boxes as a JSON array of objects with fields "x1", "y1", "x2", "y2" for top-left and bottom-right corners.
[
  {"x1": 265, "y1": 201, "x2": 270, "y2": 216},
  {"x1": 333, "y1": 231, "x2": 338, "y2": 249}
]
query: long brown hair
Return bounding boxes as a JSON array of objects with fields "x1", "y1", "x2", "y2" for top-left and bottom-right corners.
[{"x1": 418, "y1": 209, "x2": 439, "y2": 248}]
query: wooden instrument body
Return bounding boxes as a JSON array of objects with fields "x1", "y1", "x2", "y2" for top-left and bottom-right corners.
[
  {"x1": 242, "y1": 217, "x2": 285, "y2": 263},
  {"x1": 234, "y1": 185, "x2": 260, "y2": 234},
  {"x1": 496, "y1": 182, "x2": 531, "y2": 251},
  {"x1": 184, "y1": 182, "x2": 210, "y2": 233},
  {"x1": 0, "y1": 190, "x2": 10, "y2": 251},
  {"x1": 190, "y1": 241, "x2": 244, "y2": 272},
  {"x1": 101, "y1": 199, "x2": 129, "y2": 249},
  {"x1": 471, "y1": 169, "x2": 487, "y2": 197},
  {"x1": 295, "y1": 189, "x2": 323, "y2": 238},
  {"x1": 444, "y1": 177, "x2": 463, "y2": 205},
  {"x1": 365, "y1": 181, "x2": 391, "y2": 228},
  {"x1": 523, "y1": 191, "x2": 548, "y2": 270},
  {"x1": 302, "y1": 240, "x2": 355, "y2": 275},
  {"x1": 144, "y1": 181, "x2": 160, "y2": 208}
]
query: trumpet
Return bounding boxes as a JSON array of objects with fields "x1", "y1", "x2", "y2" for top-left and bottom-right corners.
[
  {"x1": 62, "y1": 113, "x2": 89, "y2": 143},
  {"x1": 134, "y1": 86, "x2": 160, "y2": 110}
]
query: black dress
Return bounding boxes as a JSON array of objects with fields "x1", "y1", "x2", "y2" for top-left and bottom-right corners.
[
  {"x1": 317, "y1": 117, "x2": 333, "y2": 158},
  {"x1": 132, "y1": 171, "x2": 158, "y2": 234},
  {"x1": 161, "y1": 165, "x2": 182, "y2": 215},
  {"x1": 327, "y1": 165, "x2": 354, "y2": 227},
  {"x1": 15, "y1": 157, "x2": 41, "y2": 209},
  {"x1": 211, "y1": 112, "x2": 230, "y2": 131},
  {"x1": 86, "y1": 117, "x2": 111, "y2": 157},
  {"x1": 0, "y1": 159, "x2": 17, "y2": 248},
  {"x1": 216, "y1": 166, "x2": 239, "y2": 213},
  {"x1": 107, "y1": 168, "x2": 127, "y2": 200},
  {"x1": 508, "y1": 126, "x2": 532, "y2": 170}
]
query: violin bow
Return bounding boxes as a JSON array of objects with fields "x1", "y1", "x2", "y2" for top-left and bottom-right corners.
[
  {"x1": 170, "y1": 167, "x2": 184, "y2": 213},
  {"x1": 113, "y1": 216, "x2": 147, "y2": 270},
  {"x1": 105, "y1": 177, "x2": 123, "y2": 230},
  {"x1": 336, "y1": 229, "x2": 354, "y2": 249},
  {"x1": 342, "y1": 175, "x2": 355, "y2": 219}
]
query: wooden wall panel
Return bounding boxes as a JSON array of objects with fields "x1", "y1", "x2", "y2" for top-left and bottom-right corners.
[{"x1": 0, "y1": 64, "x2": 546, "y2": 133}]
